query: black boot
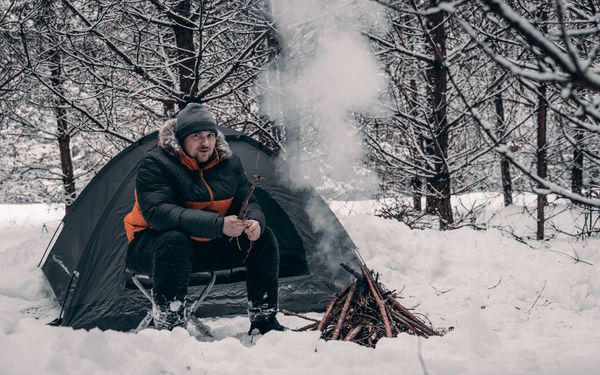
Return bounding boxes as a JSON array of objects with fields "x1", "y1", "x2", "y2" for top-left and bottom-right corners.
[
  {"x1": 247, "y1": 302, "x2": 287, "y2": 335},
  {"x1": 152, "y1": 291, "x2": 188, "y2": 330}
]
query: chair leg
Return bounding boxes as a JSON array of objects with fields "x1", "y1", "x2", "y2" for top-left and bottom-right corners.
[
  {"x1": 188, "y1": 314, "x2": 213, "y2": 338},
  {"x1": 188, "y1": 271, "x2": 216, "y2": 319},
  {"x1": 131, "y1": 275, "x2": 153, "y2": 303},
  {"x1": 129, "y1": 271, "x2": 216, "y2": 332},
  {"x1": 135, "y1": 310, "x2": 153, "y2": 333}
]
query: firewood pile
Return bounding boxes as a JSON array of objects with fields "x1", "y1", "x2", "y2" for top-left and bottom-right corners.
[{"x1": 297, "y1": 263, "x2": 440, "y2": 347}]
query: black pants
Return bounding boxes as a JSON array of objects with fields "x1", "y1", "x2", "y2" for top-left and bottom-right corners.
[{"x1": 126, "y1": 227, "x2": 280, "y2": 307}]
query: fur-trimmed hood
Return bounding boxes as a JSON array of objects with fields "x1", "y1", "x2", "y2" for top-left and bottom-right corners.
[{"x1": 158, "y1": 118, "x2": 232, "y2": 160}]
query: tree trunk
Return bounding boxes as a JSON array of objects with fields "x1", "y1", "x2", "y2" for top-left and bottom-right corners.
[
  {"x1": 171, "y1": 0, "x2": 197, "y2": 105},
  {"x1": 536, "y1": 8, "x2": 548, "y2": 240},
  {"x1": 409, "y1": 79, "x2": 422, "y2": 212},
  {"x1": 500, "y1": 157, "x2": 513, "y2": 206},
  {"x1": 412, "y1": 153, "x2": 423, "y2": 212},
  {"x1": 536, "y1": 83, "x2": 547, "y2": 240},
  {"x1": 424, "y1": 1, "x2": 453, "y2": 229},
  {"x1": 49, "y1": 48, "x2": 76, "y2": 211},
  {"x1": 495, "y1": 89, "x2": 513, "y2": 206},
  {"x1": 424, "y1": 133, "x2": 435, "y2": 212},
  {"x1": 571, "y1": 129, "x2": 584, "y2": 199}
]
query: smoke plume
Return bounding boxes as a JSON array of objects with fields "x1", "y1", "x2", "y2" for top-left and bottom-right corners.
[
  {"x1": 257, "y1": 0, "x2": 390, "y2": 279},
  {"x1": 260, "y1": 0, "x2": 388, "y2": 197}
]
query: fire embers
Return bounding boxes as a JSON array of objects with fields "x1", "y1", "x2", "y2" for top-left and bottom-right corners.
[{"x1": 300, "y1": 263, "x2": 441, "y2": 348}]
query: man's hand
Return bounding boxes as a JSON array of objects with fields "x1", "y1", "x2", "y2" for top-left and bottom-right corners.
[
  {"x1": 244, "y1": 219, "x2": 261, "y2": 241},
  {"x1": 222, "y1": 215, "x2": 246, "y2": 237}
]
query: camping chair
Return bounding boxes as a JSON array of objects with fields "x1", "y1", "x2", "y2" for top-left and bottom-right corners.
[
  {"x1": 125, "y1": 267, "x2": 248, "y2": 332},
  {"x1": 125, "y1": 268, "x2": 216, "y2": 332}
]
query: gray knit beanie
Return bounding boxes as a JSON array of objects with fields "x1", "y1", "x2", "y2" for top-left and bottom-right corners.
[{"x1": 175, "y1": 103, "x2": 218, "y2": 144}]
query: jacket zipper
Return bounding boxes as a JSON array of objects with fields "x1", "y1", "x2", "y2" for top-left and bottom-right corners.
[{"x1": 199, "y1": 170, "x2": 214, "y2": 202}]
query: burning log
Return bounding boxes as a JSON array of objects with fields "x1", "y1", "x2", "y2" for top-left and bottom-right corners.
[{"x1": 305, "y1": 263, "x2": 441, "y2": 347}]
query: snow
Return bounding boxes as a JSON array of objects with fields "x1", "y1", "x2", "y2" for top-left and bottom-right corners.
[
  {"x1": 1, "y1": 200, "x2": 600, "y2": 374},
  {"x1": 0, "y1": 204, "x2": 63, "y2": 253}
]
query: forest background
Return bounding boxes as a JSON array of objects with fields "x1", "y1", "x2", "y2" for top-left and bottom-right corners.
[{"x1": 1, "y1": 0, "x2": 600, "y2": 241}]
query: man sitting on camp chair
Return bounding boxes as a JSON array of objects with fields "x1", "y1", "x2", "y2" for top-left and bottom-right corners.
[{"x1": 123, "y1": 103, "x2": 285, "y2": 334}]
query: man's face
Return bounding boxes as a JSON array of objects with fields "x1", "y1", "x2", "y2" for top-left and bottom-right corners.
[{"x1": 183, "y1": 131, "x2": 217, "y2": 163}]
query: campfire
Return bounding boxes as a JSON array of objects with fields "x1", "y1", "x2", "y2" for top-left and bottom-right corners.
[{"x1": 295, "y1": 263, "x2": 441, "y2": 347}]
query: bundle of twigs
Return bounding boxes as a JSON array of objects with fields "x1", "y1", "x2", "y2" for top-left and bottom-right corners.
[{"x1": 297, "y1": 263, "x2": 440, "y2": 347}]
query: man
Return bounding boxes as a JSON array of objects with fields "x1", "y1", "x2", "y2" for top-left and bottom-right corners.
[{"x1": 124, "y1": 103, "x2": 285, "y2": 334}]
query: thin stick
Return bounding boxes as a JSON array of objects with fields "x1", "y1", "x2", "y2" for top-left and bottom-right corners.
[
  {"x1": 331, "y1": 281, "x2": 357, "y2": 340},
  {"x1": 390, "y1": 310, "x2": 430, "y2": 338},
  {"x1": 388, "y1": 300, "x2": 438, "y2": 337},
  {"x1": 344, "y1": 324, "x2": 363, "y2": 341},
  {"x1": 280, "y1": 309, "x2": 320, "y2": 323},
  {"x1": 487, "y1": 275, "x2": 502, "y2": 289},
  {"x1": 316, "y1": 284, "x2": 351, "y2": 331},
  {"x1": 361, "y1": 265, "x2": 393, "y2": 337},
  {"x1": 295, "y1": 322, "x2": 319, "y2": 332},
  {"x1": 388, "y1": 297, "x2": 425, "y2": 325},
  {"x1": 238, "y1": 175, "x2": 263, "y2": 220},
  {"x1": 340, "y1": 263, "x2": 362, "y2": 279},
  {"x1": 528, "y1": 280, "x2": 547, "y2": 314}
]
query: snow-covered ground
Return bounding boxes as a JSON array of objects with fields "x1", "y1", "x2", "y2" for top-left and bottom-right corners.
[{"x1": 1, "y1": 199, "x2": 599, "y2": 374}]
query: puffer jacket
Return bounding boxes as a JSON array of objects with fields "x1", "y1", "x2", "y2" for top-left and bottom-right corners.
[{"x1": 124, "y1": 119, "x2": 265, "y2": 244}]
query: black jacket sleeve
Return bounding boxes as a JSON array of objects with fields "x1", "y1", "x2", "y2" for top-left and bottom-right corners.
[
  {"x1": 227, "y1": 156, "x2": 266, "y2": 236},
  {"x1": 136, "y1": 156, "x2": 224, "y2": 239}
]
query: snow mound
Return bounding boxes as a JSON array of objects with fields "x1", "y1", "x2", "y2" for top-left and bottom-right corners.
[{"x1": 1, "y1": 203, "x2": 600, "y2": 374}]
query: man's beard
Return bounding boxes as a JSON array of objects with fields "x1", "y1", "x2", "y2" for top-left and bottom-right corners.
[{"x1": 196, "y1": 148, "x2": 213, "y2": 162}]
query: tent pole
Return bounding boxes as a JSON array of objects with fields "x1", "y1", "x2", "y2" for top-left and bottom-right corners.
[
  {"x1": 38, "y1": 221, "x2": 64, "y2": 268},
  {"x1": 54, "y1": 270, "x2": 76, "y2": 325}
]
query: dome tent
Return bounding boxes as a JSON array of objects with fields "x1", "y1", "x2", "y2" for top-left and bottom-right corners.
[{"x1": 41, "y1": 126, "x2": 360, "y2": 331}]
